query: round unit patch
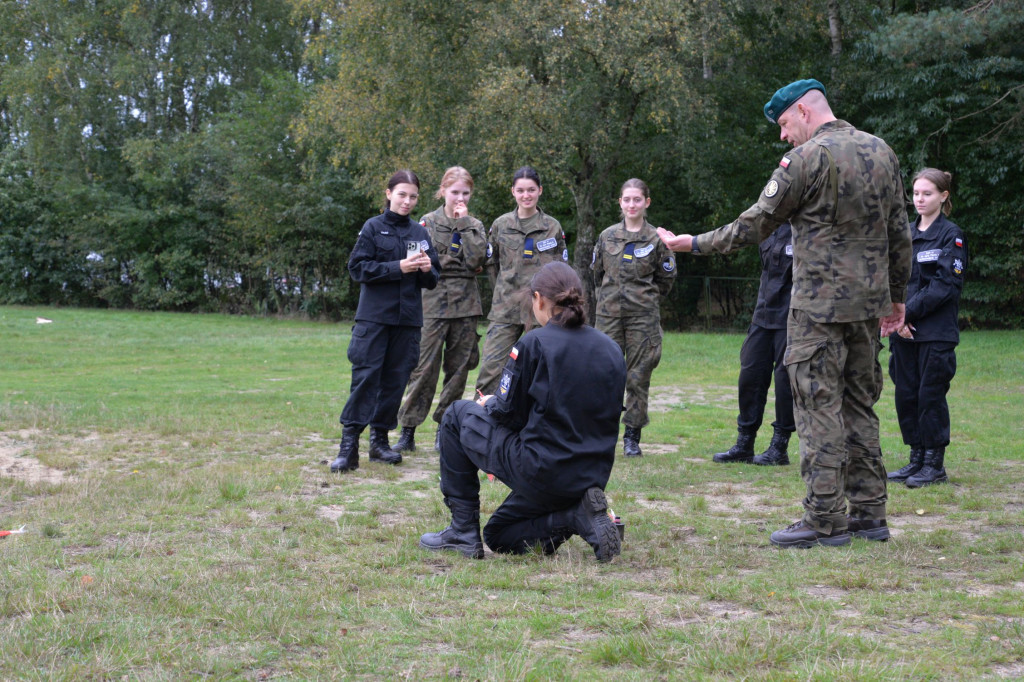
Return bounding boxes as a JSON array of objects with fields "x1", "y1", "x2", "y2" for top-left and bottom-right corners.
[{"x1": 764, "y1": 180, "x2": 779, "y2": 198}]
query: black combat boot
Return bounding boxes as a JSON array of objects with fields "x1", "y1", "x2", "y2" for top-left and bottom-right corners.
[
  {"x1": 368, "y1": 428, "x2": 402, "y2": 465},
  {"x1": 330, "y1": 425, "x2": 363, "y2": 473},
  {"x1": 887, "y1": 446, "x2": 924, "y2": 482},
  {"x1": 623, "y1": 426, "x2": 643, "y2": 458},
  {"x1": 394, "y1": 426, "x2": 416, "y2": 453},
  {"x1": 571, "y1": 487, "x2": 621, "y2": 562},
  {"x1": 905, "y1": 447, "x2": 948, "y2": 488},
  {"x1": 713, "y1": 429, "x2": 756, "y2": 463},
  {"x1": 419, "y1": 499, "x2": 484, "y2": 559},
  {"x1": 846, "y1": 515, "x2": 890, "y2": 541},
  {"x1": 769, "y1": 520, "x2": 851, "y2": 548},
  {"x1": 753, "y1": 427, "x2": 791, "y2": 466}
]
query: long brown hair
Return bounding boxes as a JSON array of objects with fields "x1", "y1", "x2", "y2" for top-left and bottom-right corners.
[
  {"x1": 383, "y1": 169, "x2": 420, "y2": 212},
  {"x1": 913, "y1": 168, "x2": 953, "y2": 216}
]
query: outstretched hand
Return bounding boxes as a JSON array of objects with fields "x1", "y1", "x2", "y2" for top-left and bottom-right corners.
[{"x1": 657, "y1": 227, "x2": 694, "y2": 253}]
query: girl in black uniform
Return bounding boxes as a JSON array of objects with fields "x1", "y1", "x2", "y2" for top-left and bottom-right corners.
[
  {"x1": 887, "y1": 168, "x2": 966, "y2": 487},
  {"x1": 420, "y1": 262, "x2": 627, "y2": 561},
  {"x1": 331, "y1": 170, "x2": 440, "y2": 473}
]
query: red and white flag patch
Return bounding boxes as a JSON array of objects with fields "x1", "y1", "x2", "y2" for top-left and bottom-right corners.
[
  {"x1": 955, "y1": 237, "x2": 963, "y2": 248},
  {"x1": 509, "y1": 346, "x2": 519, "y2": 360},
  {"x1": 780, "y1": 156, "x2": 791, "y2": 169}
]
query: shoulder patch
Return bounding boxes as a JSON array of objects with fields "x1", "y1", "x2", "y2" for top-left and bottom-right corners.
[
  {"x1": 486, "y1": 243, "x2": 493, "y2": 259},
  {"x1": 634, "y1": 244, "x2": 655, "y2": 258},
  {"x1": 662, "y1": 255, "x2": 675, "y2": 272},
  {"x1": 764, "y1": 180, "x2": 779, "y2": 198},
  {"x1": 780, "y1": 156, "x2": 791, "y2": 169}
]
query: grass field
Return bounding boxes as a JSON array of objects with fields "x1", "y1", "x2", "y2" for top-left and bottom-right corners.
[{"x1": 2, "y1": 306, "x2": 1023, "y2": 680}]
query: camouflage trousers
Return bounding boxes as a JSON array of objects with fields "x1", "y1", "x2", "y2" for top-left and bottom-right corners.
[
  {"x1": 398, "y1": 316, "x2": 480, "y2": 427},
  {"x1": 784, "y1": 309, "x2": 887, "y2": 533},
  {"x1": 596, "y1": 315, "x2": 662, "y2": 428},
  {"x1": 475, "y1": 322, "x2": 525, "y2": 396}
]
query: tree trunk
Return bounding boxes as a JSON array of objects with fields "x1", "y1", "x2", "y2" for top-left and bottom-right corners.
[
  {"x1": 827, "y1": 0, "x2": 843, "y2": 84},
  {"x1": 570, "y1": 175, "x2": 598, "y2": 323}
]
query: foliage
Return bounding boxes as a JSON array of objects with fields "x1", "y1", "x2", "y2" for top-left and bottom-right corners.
[
  {"x1": 0, "y1": 0, "x2": 1022, "y2": 326},
  {"x1": 848, "y1": 0, "x2": 1024, "y2": 327}
]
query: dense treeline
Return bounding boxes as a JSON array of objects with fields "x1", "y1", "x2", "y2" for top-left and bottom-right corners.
[{"x1": 1, "y1": 0, "x2": 1021, "y2": 327}]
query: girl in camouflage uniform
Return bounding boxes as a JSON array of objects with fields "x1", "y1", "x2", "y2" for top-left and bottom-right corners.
[
  {"x1": 592, "y1": 179, "x2": 677, "y2": 457},
  {"x1": 395, "y1": 167, "x2": 488, "y2": 453},
  {"x1": 475, "y1": 166, "x2": 567, "y2": 396}
]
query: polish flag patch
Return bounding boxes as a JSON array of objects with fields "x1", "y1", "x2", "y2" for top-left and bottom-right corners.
[
  {"x1": 780, "y1": 156, "x2": 791, "y2": 169},
  {"x1": 510, "y1": 346, "x2": 519, "y2": 360},
  {"x1": 955, "y1": 237, "x2": 963, "y2": 248}
]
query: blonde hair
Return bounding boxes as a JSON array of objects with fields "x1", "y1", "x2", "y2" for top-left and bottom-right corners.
[
  {"x1": 434, "y1": 166, "x2": 474, "y2": 201},
  {"x1": 913, "y1": 168, "x2": 953, "y2": 216}
]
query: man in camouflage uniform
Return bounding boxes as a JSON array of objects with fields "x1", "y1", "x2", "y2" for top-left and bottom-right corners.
[
  {"x1": 475, "y1": 209, "x2": 567, "y2": 395},
  {"x1": 659, "y1": 79, "x2": 912, "y2": 548},
  {"x1": 396, "y1": 205, "x2": 487, "y2": 451},
  {"x1": 591, "y1": 216, "x2": 677, "y2": 457}
]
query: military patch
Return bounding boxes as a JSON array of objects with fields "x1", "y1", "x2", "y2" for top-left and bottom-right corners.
[
  {"x1": 764, "y1": 180, "x2": 779, "y2": 198},
  {"x1": 510, "y1": 346, "x2": 519, "y2": 360},
  {"x1": 420, "y1": 220, "x2": 427, "y2": 227},
  {"x1": 562, "y1": 249, "x2": 568, "y2": 262},
  {"x1": 523, "y1": 237, "x2": 534, "y2": 259},
  {"x1": 621, "y1": 243, "x2": 635, "y2": 262},
  {"x1": 419, "y1": 240, "x2": 430, "y2": 253},
  {"x1": 917, "y1": 249, "x2": 941, "y2": 263},
  {"x1": 498, "y1": 370, "x2": 512, "y2": 398},
  {"x1": 537, "y1": 237, "x2": 557, "y2": 252},
  {"x1": 634, "y1": 244, "x2": 655, "y2": 258},
  {"x1": 953, "y1": 258, "x2": 963, "y2": 275},
  {"x1": 486, "y1": 243, "x2": 493, "y2": 259},
  {"x1": 662, "y1": 255, "x2": 675, "y2": 272},
  {"x1": 785, "y1": 244, "x2": 793, "y2": 256},
  {"x1": 780, "y1": 156, "x2": 791, "y2": 169},
  {"x1": 955, "y1": 237, "x2": 963, "y2": 248},
  {"x1": 450, "y1": 231, "x2": 461, "y2": 253}
]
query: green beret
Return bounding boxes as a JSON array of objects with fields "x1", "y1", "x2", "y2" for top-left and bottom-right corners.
[{"x1": 763, "y1": 79, "x2": 826, "y2": 124}]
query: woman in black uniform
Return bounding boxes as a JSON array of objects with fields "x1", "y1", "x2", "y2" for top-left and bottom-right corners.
[
  {"x1": 331, "y1": 170, "x2": 440, "y2": 473},
  {"x1": 420, "y1": 262, "x2": 627, "y2": 562},
  {"x1": 887, "y1": 168, "x2": 966, "y2": 487}
]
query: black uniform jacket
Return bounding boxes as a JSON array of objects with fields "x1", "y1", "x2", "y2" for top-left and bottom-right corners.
[
  {"x1": 348, "y1": 210, "x2": 440, "y2": 326},
  {"x1": 486, "y1": 323, "x2": 627, "y2": 498},
  {"x1": 899, "y1": 213, "x2": 966, "y2": 344},
  {"x1": 751, "y1": 222, "x2": 793, "y2": 330}
]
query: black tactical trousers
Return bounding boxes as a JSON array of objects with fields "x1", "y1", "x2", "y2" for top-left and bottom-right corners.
[
  {"x1": 340, "y1": 321, "x2": 420, "y2": 430},
  {"x1": 737, "y1": 324, "x2": 795, "y2": 434},
  {"x1": 889, "y1": 339, "x2": 956, "y2": 448},
  {"x1": 438, "y1": 400, "x2": 581, "y2": 554}
]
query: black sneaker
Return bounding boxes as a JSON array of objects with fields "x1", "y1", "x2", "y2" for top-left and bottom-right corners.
[{"x1": 769, "y1": 520, "x2": 851, "y2": 549}]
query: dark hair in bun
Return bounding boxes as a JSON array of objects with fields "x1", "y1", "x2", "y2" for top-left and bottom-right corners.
[{"x1": 529, "y1": 262, "x2": 586, "y2": 329}]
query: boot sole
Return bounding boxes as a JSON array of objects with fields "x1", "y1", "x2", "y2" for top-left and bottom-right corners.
[
  {"x1": 581, "y1": 487, "x2": 621, "y2": 562},
  {"x1": 713, "y1": 456, "x2": 754, "y2": 463},
  {"x1": 330, "y1": 465, "x2": 358, "y2": 473},
  {"x1": 369, "y1": 453, "x2": 403, "y2": 465},
  {"x1": 418, "y1": 538, "x2": 484, "y2": 559},
  {"x1": 770, "y1": 531, "x2": 852, "y2": 549}
]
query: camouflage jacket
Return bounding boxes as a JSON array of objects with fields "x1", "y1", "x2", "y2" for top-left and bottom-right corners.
[
  {"x1": 693, "y1": 120, "x2": 912, "y2": 323},
  {"x1": 485, "y1": 209, "x2": 567, "y2": 324},
  {"x1": 418, "y1": 206, "x2": 487, "y2": 318},
  {"x1": 591, "y1": 220, "x2": 676, "y2": 318}
]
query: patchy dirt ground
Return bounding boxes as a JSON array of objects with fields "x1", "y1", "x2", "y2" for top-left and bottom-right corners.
[{"x1": 0, "y1": 429, "x2": 69, "y2": 485}]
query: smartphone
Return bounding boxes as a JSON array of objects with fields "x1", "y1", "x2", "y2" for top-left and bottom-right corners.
[{"x1": 406, "y1": 241, "x2": 421, "y2": 257}]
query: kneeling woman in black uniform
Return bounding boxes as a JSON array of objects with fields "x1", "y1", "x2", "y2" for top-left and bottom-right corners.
[
  {"x1": 888, "y1": 168, "x2": 967, "y2": 487},
  {"x1": 420, "y1": 262, "x2": 627, "y2": 561}
]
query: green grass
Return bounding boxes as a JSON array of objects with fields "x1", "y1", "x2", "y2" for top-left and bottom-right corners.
[{"x1": 2, "y1": 305, "x2": 1023, "y2": 680}]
